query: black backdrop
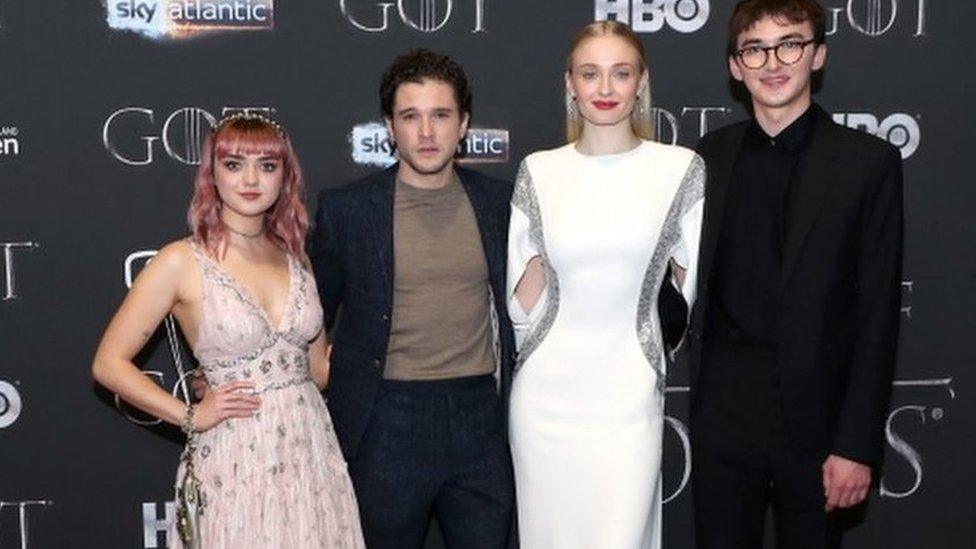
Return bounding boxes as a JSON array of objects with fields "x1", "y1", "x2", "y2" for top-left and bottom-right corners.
[{"x1": 2, "y1": 1, "x2": 974, "y2": 547}]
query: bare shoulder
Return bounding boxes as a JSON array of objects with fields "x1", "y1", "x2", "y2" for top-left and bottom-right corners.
[
  {"x1": 135, "y1": 238, "x2": 206, "y2": 306},
  {"x1": 127, "y1": 239, "x2": 199, "y2": 293},
  {"x1": 152, "y1": 239, "x2": 197, "y2": 274}
]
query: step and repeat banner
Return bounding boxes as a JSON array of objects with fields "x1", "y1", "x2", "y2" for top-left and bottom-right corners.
[{"x1": 2, "y1": 1, "x2": 974, "y2": 548}]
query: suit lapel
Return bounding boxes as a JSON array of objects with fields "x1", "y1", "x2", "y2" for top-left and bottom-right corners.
[
  {"x1": 367, "y1": 167, "x2": 397, "y2": 303},
  {"x1": 457, "y1": 170, "x2": 501, "y2": 283},
  {"x1": 781, "y1": 112, "x2": 841, "y2": 284},
  {"x1": 699, "y1": 125, "x2": 747, "y2": 289}
]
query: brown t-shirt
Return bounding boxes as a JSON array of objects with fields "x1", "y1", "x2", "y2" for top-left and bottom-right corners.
[{"x1": 383, "y1": 174, "x2": 495, "y2": 380}]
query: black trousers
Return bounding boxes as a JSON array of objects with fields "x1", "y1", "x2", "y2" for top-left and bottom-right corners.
[
  {"x1": 347, "y1": 375, "x2": 514, "y2": 549},
  {"x1": 691, "y1": 347, "x2": 841, "y2": 549}
]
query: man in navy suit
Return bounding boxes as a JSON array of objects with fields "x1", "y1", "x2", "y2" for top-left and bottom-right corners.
[{"x1": 310, "y1": 49, "x2": 515, "y2": 549}]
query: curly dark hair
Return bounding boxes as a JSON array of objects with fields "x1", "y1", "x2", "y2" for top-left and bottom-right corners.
[{"x1": 379, "y1": 48, "x2": 472, "y2": 118}]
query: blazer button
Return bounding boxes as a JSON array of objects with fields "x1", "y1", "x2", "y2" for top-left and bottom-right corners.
[
  {"x1": 372, "y1": 359, "x2": 382, "y2": 369},
  {"x1": 381, "y1": 314, "x2": 389, "y2": 322}
]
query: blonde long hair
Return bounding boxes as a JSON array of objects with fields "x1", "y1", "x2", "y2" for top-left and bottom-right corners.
[{"x1": 565, "y1": 20, "x2": 654, "y2": 143}]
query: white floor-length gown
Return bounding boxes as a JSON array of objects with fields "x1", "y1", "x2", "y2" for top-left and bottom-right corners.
[{"x1": 507, "y1": 141, "x2": 704, "y2": 549}]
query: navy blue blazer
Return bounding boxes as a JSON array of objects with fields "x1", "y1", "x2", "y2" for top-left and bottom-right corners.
[{"x1": 309, "y1": 164, "x2": 516, "y2": 459}]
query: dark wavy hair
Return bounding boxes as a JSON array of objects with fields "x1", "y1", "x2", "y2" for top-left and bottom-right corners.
[
  {"x1": 728, "y1": 0, "x2": 827, "y2": 57},
  {"x1": 379, "y1": 48, "x2": 472, "y2": 118}
]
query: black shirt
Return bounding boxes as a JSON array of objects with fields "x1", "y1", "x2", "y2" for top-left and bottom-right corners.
[{"x1": 708, "y1": 105, "x2": 819, "y2": 351}]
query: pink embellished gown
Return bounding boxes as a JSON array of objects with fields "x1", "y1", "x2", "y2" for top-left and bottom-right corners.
[{"x1": 173, "y1": 241, "x2": 365, "y2": 548}]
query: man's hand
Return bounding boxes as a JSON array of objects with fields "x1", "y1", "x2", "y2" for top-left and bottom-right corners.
[{"x1": 822, "y1": 454, "x2": 872, "y2": 511}]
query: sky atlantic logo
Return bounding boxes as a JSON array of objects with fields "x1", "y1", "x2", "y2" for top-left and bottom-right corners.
[
  {"x1": 349, "y1": 122, "x2": 393, "y2": 167},
  {"x1": 105, "y1": 1, "x2": 274, "y2": 39},
  {"x1": 348, "y1": 121, "x2": 509, "y2": 168},
  {"x1": 102, "y1": 106, "x2": 273, "y2": 166},
  {"x1": 595, "y1": 0, "x2": 710, "y2": 33},
  {"x1": 459, "y1": 128, "x2": 509, "y2": 164},
  {"x1": 0, "y1": 126, "x2": 20, "y2": 156},
  {"x1": 340, "y1": 0, "x2": 485, "y2": 33},
  {"x1": 832, "y1": 112, "x2": 921, "y2": 159},
  {"x1": 0, "y1": 380, "x2": 23, "y2": 429},
  {"x1": 825, "y1": 0, "x2": 928, "y2": 37}
]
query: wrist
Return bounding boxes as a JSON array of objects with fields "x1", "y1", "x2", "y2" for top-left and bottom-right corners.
[{"x1": 180, "y1": 404, "x2": 197, "y2": 435}]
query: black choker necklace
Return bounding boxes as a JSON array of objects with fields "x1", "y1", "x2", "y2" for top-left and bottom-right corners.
[{"x1": 224, "y1": 224, "x2": 264, "y2": 239}]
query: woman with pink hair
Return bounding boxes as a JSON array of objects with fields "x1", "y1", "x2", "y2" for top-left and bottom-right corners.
[{"x1": 92, "y1": 114, "x2": 365, "y2": 548}]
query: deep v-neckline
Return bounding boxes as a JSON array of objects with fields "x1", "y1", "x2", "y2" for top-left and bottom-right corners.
[{"x1": 203, "y1": 250, "x2": 296, "y2": 334}]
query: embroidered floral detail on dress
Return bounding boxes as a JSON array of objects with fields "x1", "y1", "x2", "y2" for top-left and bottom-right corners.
[{"x1": 182, "y1": 240, "x2": 363, "y2": 547}]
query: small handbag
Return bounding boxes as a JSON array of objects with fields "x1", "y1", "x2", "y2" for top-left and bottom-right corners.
[
  {"x1": 164, "y1": 313, "x2": 206, "y2": 548},
  {"x1": 175, "y1": 408, "x2": 206, "y2": 549}
]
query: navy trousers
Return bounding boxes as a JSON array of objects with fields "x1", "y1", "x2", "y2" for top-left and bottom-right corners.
[{"x1": 347, "y1": 375, "x2": 514, "y2": 549}]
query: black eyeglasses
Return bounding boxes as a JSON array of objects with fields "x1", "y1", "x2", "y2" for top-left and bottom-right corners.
[{"x1": 735, "y1": 39, "x2": 817, "y2": 69}]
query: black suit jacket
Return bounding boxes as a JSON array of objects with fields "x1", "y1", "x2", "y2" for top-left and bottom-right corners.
[
  {"x1": 689, "y1": 107, "x2": 904, "y2": 465},
  {"x1": 309, "y1": 164, "x2": 516, "y2": 459}
]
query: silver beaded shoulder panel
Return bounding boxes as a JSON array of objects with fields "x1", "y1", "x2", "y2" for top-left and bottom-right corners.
[
  {"x1": 635, "y1": 153, "x2": 705, "y2": 393},
  {"x1": 511, "y1": 160, "x2": 561, "y2": 372}
]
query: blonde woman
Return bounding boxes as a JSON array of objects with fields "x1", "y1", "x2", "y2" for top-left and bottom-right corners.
[{"x1": 507, "y1": 21, "x2": 704, "y2": 548}]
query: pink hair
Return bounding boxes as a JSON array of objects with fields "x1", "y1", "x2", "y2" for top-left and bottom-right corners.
[{"x1": 188, "y1": 117, "x2": 309, "y2": 260}]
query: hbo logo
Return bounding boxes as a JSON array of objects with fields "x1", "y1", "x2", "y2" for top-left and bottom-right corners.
[
  {"x1": 0, "y1": 380, "x2": 22, "y2": 429},
  {"x1": 833, "y1": 113, "x2": 921, "y2": 160},
  {"x1": 595, "y1": 0, "x2": 710, "y2": 33}
]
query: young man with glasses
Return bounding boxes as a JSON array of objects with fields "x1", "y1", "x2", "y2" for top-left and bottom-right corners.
[{"x1": 686, "y1": 1, "x2": 904, "y2": 546}]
